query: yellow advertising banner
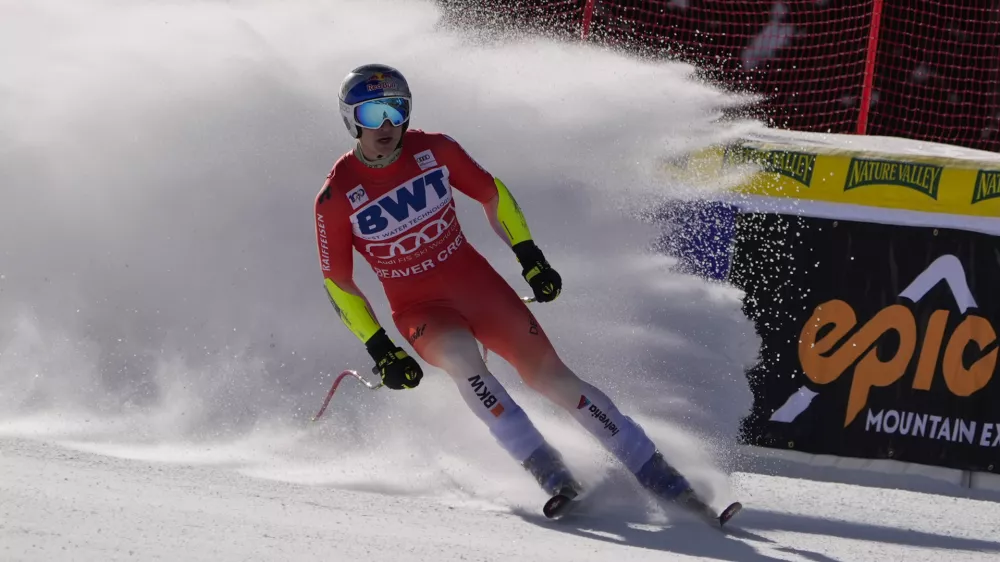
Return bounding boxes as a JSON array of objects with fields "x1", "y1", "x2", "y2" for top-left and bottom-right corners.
[{"x1": 676, "y1": 143, "x2": 1000, "y2": 219}]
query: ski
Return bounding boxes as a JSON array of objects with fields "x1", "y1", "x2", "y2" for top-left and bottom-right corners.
[
  {"x1": 541, "y1": 482, "x2": 742, "y2": 528},
  {"x1": 677, "y1": 490, "x2": 743, "y2": 528},
  {"x1": 717, "y1": 501, "x2": 743, "y2": 526},
  {"x1": 542, "y1": 488, "x2": 583, "y2": 520},
  {"x1": 544, "y1": 489, "x2": 742, "y2": 528}
]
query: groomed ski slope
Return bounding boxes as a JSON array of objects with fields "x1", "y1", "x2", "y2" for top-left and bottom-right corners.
[
  {"x1": 3, "y1": 1, "x2": 1000, "y2": 560},
  {"x1": 4, "y1": 432, "x2": 1000, "y2": 561}
]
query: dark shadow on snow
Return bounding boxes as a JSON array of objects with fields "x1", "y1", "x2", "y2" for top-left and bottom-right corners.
[
  {"x1": 513, "y1": 501, "x2": 1000, "y2": 562},
  {"x1": 512, "y1": 506, "x2": 827, "y2": 562},
  {"x1": 742, "y1": 508, "x2": 1000, "y2": 553}
]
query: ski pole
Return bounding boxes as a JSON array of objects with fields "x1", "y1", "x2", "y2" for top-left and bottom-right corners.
[
  {"x1": 482, "y1": 295, "x2": 535, "y2": 365},
  {"x1": 311, "y1": 369, "x2": 383, "y2": 422}
]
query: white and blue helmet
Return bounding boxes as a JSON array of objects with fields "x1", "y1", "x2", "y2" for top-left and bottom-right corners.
[{"x1": 338, "y1": 64, "x2": 412, "y2": 139}]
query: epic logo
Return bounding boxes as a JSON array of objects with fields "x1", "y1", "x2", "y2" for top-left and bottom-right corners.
[
  {"x1": 352, "y1": 168, "x2": 451, "y2": 241},
  {"x1": 798, "y1": 255, "x2": 998, "y2": 428}
]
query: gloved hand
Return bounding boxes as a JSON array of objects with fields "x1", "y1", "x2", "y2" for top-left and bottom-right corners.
[
  {"x1": 513, "y1": 240, "x2": 561, "y2": 303},
  {"x1": 365, "y1": 328, "x2": 423, "y2": 389}
]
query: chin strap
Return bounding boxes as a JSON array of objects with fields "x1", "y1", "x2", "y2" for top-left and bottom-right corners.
[
  {"x1": 352, "y1": 122, "x2": 408, "y2": 169},
  {"x1": 353, "y1": 143, "x2": 402, "y2": 169}
]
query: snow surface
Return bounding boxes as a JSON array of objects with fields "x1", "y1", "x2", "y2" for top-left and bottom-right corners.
[
  {"x1": 5, "y1": 433, "x2": 1000, "y2": 561},
  {"x1": 2, "y1": 0, "x2": 998, "y2": 560}
]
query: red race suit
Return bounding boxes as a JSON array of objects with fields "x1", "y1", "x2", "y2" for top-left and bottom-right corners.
[{"x1": 314, "y1": 130, "x2": 656, "y2": 472}]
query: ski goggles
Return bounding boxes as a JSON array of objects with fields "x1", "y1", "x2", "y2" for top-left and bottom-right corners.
[{"x1": 351, "y1": 97, "x2": 411, "y2": 129}]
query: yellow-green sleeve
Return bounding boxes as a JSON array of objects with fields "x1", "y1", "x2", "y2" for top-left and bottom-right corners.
[
  {"x1": 323, "y1": 278, "x2": 381, "y2": 343},
  {"x1": 492, "y1": 177, "x2": 533, "y2": 246},
  {"x1": 435, "y1": 132, "x2": 535, "y2": 247},
  {"x1": 315, "y1": 185, "x2": 382, "y2": 344}
]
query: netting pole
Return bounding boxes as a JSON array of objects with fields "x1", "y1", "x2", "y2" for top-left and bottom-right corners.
[
  {"x1": 857, "y1": 0, "x2": 885, "y2": 135},
  {"x1": 581, "y1": 0, "x2": 595, "y2": 40}
]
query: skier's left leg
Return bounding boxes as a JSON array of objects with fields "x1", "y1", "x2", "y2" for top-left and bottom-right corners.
[
  {"x1": 467, "y1": 269, "x2": 693, "y2": 501},
  {"x1": 392, "y1": 302, "x2": 582, "y2": 496}
]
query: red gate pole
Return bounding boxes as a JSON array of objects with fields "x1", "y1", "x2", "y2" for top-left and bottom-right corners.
[
  {"x1": 581, "y1": 0, "x2": 596, "y2": 40},
  {"x1": 857, "y1": 0, "x2": 885, "y2": 135}
]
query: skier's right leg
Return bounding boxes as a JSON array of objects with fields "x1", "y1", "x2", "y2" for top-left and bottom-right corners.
[
  {"x1": 449, "y1": 263, "x2": 695, "y2": 504},
  {"x1": 393, "y1": 303, "x2": 582, "y2": 496}
]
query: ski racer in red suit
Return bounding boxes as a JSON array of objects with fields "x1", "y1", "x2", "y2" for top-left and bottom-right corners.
[{"x1": 315, "y1": 64, "x2": 736, "y2": 520}]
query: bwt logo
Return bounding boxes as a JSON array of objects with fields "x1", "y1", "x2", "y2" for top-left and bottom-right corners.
[{"x1": 352, "y1": 168, "x2": 451, "y2": 241}]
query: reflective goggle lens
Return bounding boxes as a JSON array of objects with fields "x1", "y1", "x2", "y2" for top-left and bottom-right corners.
[{"x1": 354, "y1": 97, "x2": 410, "y2": 129}]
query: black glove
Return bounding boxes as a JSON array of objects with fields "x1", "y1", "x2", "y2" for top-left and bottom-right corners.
[
  {"x1": 365, "y1": 329, "x2": 423, "y2": 390},
  {"x1": 513, "y1": 240, "x2": 561, "y2": 302}
]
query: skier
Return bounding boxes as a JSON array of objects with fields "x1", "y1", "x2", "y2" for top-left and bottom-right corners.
[{"x1": 314, "y1": 63, "x2": 738, "y2": 522}]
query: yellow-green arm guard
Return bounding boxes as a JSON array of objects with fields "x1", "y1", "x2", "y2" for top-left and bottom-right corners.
[
  {"x1": 491, "y1": 177, "x2": 533, "y2": 246},
  {"x1": 323, "y1": 278, "x2": 382, "y2": 343}
]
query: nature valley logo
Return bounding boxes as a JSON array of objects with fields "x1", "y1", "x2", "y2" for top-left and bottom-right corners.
[
  {"x1": 724, "y1": 145, "x2": 816, "y2": 187},
  {"x1": 796, "y1": 255, "x2": 997, "y2": 430},
  {"x1": 972, "y1": 170, "x2": 1000, "y2": 204},
  {"x1": 844, "y1": 157, "x2": 943, "y2": 199}
]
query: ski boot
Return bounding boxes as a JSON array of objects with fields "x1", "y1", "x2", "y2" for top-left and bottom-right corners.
[
  {"x1": 635, "y1": 450, "x2": 742, "y2": 527},
  {"x1": 522, "y1": 442, "x2": 584, "y2": 519}
]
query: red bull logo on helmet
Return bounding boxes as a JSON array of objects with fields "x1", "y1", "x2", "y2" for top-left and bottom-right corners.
[{"x1": 367, "y1": 71, "x2": 398, "y2": 92}]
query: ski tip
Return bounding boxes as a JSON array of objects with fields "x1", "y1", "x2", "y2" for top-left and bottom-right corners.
[
  {"x1": 542, "y1": 493, "x2": 577, "y2": 520},
  {"x1": 542, "y1": 494, "x2": 570, "y2": 519},
  {"x1": 717, "y1": 501, "x2": 743, "y2": 527}
]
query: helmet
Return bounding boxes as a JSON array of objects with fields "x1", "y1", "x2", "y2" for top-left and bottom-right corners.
[{"x1": 338, "y1": 64, "x2": 412, "y2": 139}]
